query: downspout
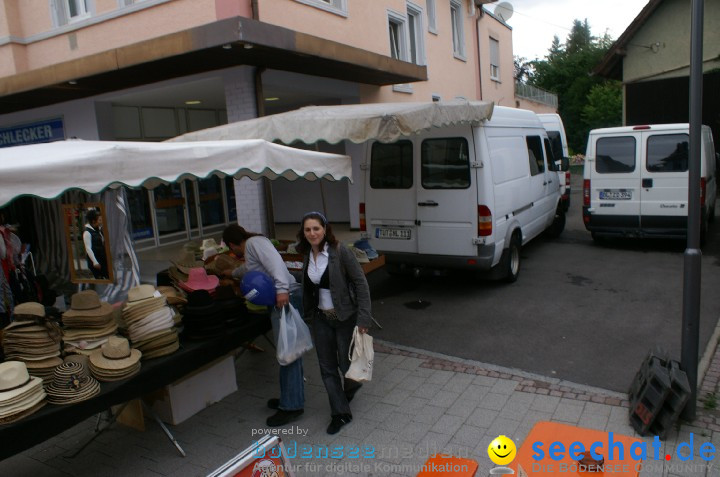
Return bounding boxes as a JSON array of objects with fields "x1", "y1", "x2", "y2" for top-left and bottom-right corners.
[
  {"x1": 475, "y1": 6, "x2": 484, "y2": 100},
  {"x1": 251, "y1": 0, "x2": 259, "y2": 20}
]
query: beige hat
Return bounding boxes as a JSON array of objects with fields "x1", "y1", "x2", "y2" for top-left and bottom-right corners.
[
  {"x1": 89, "y1": 336, "x2": 142, "y2": 371},
  {"x1": 12, "y1": 302, "x2": 45, "y2": 319},
  {"x1": 156, "y1": 286, "x2": 187, "y2": 306},
  {"x1": 0, "y1": 361, "x2": 44, "y2": 402},
  {"x1": 63, "y1": 290, "x2": 114, "y2": 318},
  {"x1": 173, "y1": 251, "x2": 205, "y2": 274},
  {"x1": 126, "y1": 284, "x2": 158, "y2": 304},
  {"x1": 205, "y1": 253, "x2": 242, "y2": 276}
]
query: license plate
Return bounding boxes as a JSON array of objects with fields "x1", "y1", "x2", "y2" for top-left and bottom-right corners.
[
  {"x1": 600, "y1": 189, "x2": 632, "y2": 200},
  {"x1": 376, "y1": 227, "x2": 411, "y2": 240}
]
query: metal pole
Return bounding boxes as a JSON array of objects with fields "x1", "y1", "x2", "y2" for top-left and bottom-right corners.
[{"x1": 680, "y1": 0, "x2": 704, "y2": 421}]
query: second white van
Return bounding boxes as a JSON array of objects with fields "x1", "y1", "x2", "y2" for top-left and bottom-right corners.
[
  {"x1": 360, "y1": 106, "x2": 567, "y2": 282},
  {"x1": 583, "y1": 123, "x2": 717, "y2": 241}
]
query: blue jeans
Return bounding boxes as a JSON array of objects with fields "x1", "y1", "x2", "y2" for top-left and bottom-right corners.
[
  {"x1": 313, "y1": 313, "x2": 361, "y2": 416},
  {"x1": 271, "y1": 286, "x2": 304, "y2": 411}
]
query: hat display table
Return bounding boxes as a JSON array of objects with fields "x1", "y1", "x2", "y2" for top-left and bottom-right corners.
[{"x1": 0, "y1": 312, "x2": 271, "y2": 461}]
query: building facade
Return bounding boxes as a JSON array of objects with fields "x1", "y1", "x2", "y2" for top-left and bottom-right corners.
[{"x1": 0, "y1": 0, "x2": 530, "y2": 248}]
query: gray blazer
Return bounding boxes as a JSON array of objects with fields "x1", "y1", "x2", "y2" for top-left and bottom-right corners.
[{"x1": 302, "y1": 243, "x2": 373, "y2": 329}]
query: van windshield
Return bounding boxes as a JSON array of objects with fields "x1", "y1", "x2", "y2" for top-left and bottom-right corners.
[{"x1": 596, "y1": 136, "x2": 636, "y2": 173}]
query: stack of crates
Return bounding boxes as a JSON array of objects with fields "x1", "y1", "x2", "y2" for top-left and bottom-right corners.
[{"x1": 628, "y1": 347, "x2": 691, "y2": 439}]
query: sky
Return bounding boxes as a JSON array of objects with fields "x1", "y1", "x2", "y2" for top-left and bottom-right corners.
[{"x1": 500, "y1": 0, "x2": 650, "y2": 61}]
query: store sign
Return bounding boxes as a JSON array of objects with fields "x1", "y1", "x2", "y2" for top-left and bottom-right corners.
[{"x1": 0, "y1": 118, "x2": 65, "y2": 148}]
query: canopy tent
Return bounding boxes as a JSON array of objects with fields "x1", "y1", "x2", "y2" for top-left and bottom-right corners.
[
  {"x1": 0, "y1": 138, "x2": 352, "y2": 207},
  {"x1": 170, "y1": 100, "x2": 494, "y2": 145},
  {"x1": 0, "y1": 138, "x2": 350, "y2": 304}
]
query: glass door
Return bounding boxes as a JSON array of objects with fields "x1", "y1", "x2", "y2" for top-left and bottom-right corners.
[{"x1": 153, "y1": 183, "x2": 189, "y2": 245}]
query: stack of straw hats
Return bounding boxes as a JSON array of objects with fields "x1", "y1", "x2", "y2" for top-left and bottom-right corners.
[
  {"x1": 89, "y1": 336, "x2": 142, "y2": 382},
  {"x1": 2, "y1": 302, "x2": 63, "y2": 385},
  {"x1": 182, "y1": 290, "x2": 226, "y2": 340},
  {"x1": 45, "y1": 361, "x2": 100, "y2": 405},
  {"x1": 122, "y1": 284, "x2": 179, "y2": 360},
  {"x1": 169, "y1": 251, "x2": 203, "y2": 285},
  {"x1": 0, "y1": 361, "x2": 47, "y2": 424},
  {"x1": 62, "y1": 291, "x2": 118, "y2": 355}
]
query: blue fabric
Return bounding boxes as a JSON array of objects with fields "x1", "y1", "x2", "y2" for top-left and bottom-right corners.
[{"x1": 271, "y1": 285, "x2": 305, "y2": 411}]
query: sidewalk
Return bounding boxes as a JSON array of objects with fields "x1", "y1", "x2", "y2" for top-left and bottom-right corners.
[{"x1": 2, "y1": 336, "x2": 720, "y2": 477}]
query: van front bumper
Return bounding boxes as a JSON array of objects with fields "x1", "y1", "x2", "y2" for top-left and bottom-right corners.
[{"x1": 380, "y1": 244, "x2": 496, "y2": 271}]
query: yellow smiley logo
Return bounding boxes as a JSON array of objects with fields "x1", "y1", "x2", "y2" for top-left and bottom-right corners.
[{"x1": 488, "y1": 435, "x2": 517, "y2": 466}]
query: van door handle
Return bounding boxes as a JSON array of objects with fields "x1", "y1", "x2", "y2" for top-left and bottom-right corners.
[
  {"x1": 642, "y1": 178, "x2": 653, "y2": 188},
  {"x1": 418, "y1": 201, "x2": 438, "y2": 207}
]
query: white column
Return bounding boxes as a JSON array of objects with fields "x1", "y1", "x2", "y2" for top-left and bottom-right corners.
[{"x1": 224, "y1": 67, "x2": 268, "y2": 234}]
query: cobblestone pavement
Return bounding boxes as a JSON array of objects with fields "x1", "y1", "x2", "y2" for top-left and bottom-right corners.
[{"x1": 2, "y1": 336, "x2": 720, "y2": 477}]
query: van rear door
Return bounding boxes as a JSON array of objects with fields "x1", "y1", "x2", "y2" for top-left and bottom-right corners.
[
  {"x1": 366, "y1": 140, "x2": 418, "y2": 255},
  {"x1": 416, "y1": 128, "x2": 477, "y2": 256},
  {"x1": 639, "y1": 131, "x2": 689, "y2": 228},
  {"x1": 590, "y1": 134, "x2": 641, "y2": 228}
]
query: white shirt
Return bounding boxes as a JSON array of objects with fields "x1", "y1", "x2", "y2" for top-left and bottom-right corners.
[{"x1": 308, "y1": 243, "x2": 333, "y2": 310}]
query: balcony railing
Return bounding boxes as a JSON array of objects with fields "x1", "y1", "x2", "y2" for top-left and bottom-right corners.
[{"x1": 515, "y1": 82, "x2": 558, "y2": 108}]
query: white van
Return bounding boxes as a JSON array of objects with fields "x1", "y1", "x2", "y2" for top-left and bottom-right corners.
[
  {"x1": 582, "y1": 124, "x2": 717, "y2": 241},
  {"x1": 360, "y1": 106, "x2": 567, "y2": 282},
  {"x1": 538, "y1": 114, "x2": 571, "y2": 211}
]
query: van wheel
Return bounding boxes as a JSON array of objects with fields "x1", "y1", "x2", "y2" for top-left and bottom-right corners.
[
  {"x1": 501, "y1": 234, "x2": 521, "y2": 283},
  {"x1": 545, "y1": 206, "x2": 566, "y2": 238}
]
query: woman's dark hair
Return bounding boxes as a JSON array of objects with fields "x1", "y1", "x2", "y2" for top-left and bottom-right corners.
[
  {"x1": 296, "y1": 211, "x2": 337, "y2": 254},
  {"x1": 222, "y1": 223, "x2": 262, "y2": 247}
]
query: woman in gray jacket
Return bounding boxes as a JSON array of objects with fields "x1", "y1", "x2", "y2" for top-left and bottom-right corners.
[{"x1": 297, "y1": 212, "x2": 372, "y2": 435}]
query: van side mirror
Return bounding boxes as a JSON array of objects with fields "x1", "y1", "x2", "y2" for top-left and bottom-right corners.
[{"x1": 560, "y1": 157, "x2": 570, "y2": 171}]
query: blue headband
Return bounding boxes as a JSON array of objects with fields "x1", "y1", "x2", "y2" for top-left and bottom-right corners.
[{"x1": 303, "y1": 211, "x2": 327, "y2": 226}]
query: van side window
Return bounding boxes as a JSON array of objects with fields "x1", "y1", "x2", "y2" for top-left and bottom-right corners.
[
  {"x1": 526, "y1": 136, "x2": 545, "y2": 176},
  {"x1": 596, "y1": 136, "x2": 635, "y2": 173},
  {"x1": 421, "y1": 138, "x2": 470, "y2": 189},
  {"x1": 543, "y1": 138, "x2": 557, "y2": 171},
  {"x1": 370, "y1": 140, "x2": 413, "y2": 189},
  {"x1": 647, "y1": 134, "x2": 689, "y2": 172},
  {"x1": 547, "y1": 131, "x2": 564, "y2": 161}
]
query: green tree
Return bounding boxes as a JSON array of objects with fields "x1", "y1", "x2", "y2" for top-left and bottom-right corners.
[
  {"x1": 582, "y1": 81, "x2": 623, "y2": 129},
  {"x1": 528, "y1": 19, "x2": 619, "y2": 153}
]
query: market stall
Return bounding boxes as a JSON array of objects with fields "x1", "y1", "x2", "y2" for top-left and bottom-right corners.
[{"x1": 0, "y1": 138, "x2": 351, "y2": 458}]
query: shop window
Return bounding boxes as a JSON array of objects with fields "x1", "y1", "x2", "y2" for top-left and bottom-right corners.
[
  {"x1": 489, "y1": 37, "x2": 500, "y2": 81},
  {"x1": 225, "y1": 177, "x2": 238, "y2": 222},
  {"x1": 127, "y1": 188, "x2": 154, "y2": 241},
  {"x1": 294, "y1": 0, "x2": 347, "y2": 17},
  {"x1": 450, "y1": 0, "x2": 465, "y2": 59},
  {"x1": 198, "y1": 177, "x2": 226, "y2": 227}
]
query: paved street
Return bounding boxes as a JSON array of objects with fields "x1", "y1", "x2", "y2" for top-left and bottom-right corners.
[{"x1": 368, "y1": 174, "x2": 720, "y2": 392}]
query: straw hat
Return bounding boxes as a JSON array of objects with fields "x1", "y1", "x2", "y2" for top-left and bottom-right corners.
[
  {"x1": 205, "y1": 254, "x2": 242, "y2": 276},
  {"x1": 156, "y1": 286, "x2": 187, "y2": 306},
  {"x1": 45, "y1": 362, "x2": 101, "y2": 405},
  {"x1": 89, "y1": 336, "x2": 141, "y2": 371},
  {"x1": 12, "y1": 302, "x2": 45, "y2": 319},
  {"x1": 181, "y1": 268, "x2": 219, "y2": 292},
  {"x1": 0, "y1": 361, "x2": 44, "y2": 402},
  {"x1": 126, "y1": 284, "x2": 158, "y2": 304},
  {"x1": 172, "y1": 251, "x2": 204, "y2": 274},
  {"x1": 63, "y1": 290, "x2": 114, "y2": 318}
]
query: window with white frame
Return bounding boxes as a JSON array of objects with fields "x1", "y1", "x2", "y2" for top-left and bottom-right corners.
[
  {"x1": 52, "y1": 0, "x2": 91, "y2": 26},
  {"x1": 426, "y1": 0, "x2": 437, "y2": 33},
  {"x1": 450, "y1": 0, "x2": 465, "y2": 59},
  {"x1": 489, "y1": 37, "x2": 500, "y2": 81},
  {"x1": 388, "y1": 11, "x2": 408, "y2": 61},
  {"x1": 294, "y1": 0, "x2": 348, "y2": 17},
  {"x1": 407, "y1": 2, "x2": 425, "y2": 65}
]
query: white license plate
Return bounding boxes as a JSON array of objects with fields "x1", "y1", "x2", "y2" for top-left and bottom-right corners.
[
  {"x1": 600, "y1": 189, "x2": 632, "y2": 200},
  {"x1": 376, "y1": 227, "x2": 411, "y2": 240}
]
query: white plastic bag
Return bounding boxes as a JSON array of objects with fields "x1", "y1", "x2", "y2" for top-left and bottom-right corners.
[
  {"x1": 345, "y1": 326, "x2": 374, "y2": 382},
  {"x1": 276, "y1": 304, "x2": 313, "y2": 366}
]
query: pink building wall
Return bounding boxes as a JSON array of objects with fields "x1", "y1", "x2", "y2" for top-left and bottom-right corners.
[{"x1": 477, "y1": 12, "x2": 514, "y2": 107}]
